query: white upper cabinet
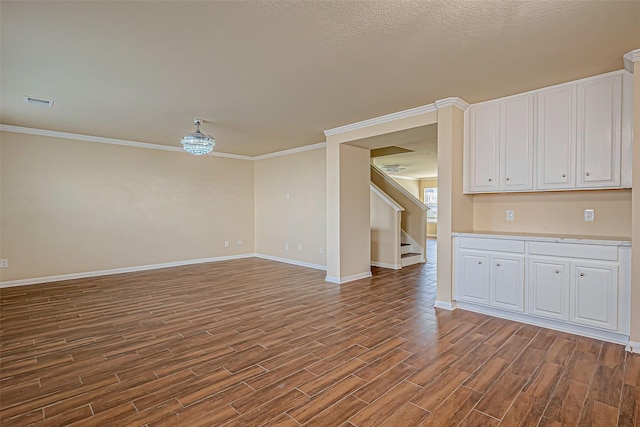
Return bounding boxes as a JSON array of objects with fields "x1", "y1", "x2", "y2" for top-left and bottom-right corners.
[
  {"x1": 465, "y1": 70, "x2": 631, "y2": 193},
  {"x1": 500, "y1": 94, "x2": 534, "y2": 191},
  {"x1": 536, "y1": 85, "x2": 576, "y2": 190},
  {"x1": 576, "y1": 74, "x2": 622, "y2": 188},
  {"x1": 468, "y1": 101, "x2": 499, "y2": 192}
]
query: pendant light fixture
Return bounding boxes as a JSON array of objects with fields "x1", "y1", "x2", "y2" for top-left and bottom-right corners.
[{"x1": 181, "y1": 119, "x2": 215, "y2": 155}]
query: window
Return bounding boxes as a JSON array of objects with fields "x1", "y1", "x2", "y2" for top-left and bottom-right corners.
[{"x1": 424, "y1": 188, "x2": 437, "y2": 222}]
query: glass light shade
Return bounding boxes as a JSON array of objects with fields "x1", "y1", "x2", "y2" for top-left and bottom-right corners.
[{"x1": 181, "y1": 129, "x2": 215, "y2": 155}]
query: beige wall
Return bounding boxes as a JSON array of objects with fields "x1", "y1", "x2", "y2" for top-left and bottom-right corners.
[
  {"x1": 254, "y1": 148, "x2": 326, "y2": 266},
  {"x1": 473, "y1": 190, "x2": 632, "y2": 237},
  {"x1": 391, "y1": 177, "x2": 420, "y2": 199},
  {"x1": 370, "y1": 189, "x2": 401, "y2": 268},
  {"x1": 0, "y1": 132, "x2": 254, "y2": 282}
]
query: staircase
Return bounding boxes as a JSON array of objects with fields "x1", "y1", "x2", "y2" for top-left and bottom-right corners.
[{"x1": 400, "y1": 242, "x2": 422, "y2": 267}]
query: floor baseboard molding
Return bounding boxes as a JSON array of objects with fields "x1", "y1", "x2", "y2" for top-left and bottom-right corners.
[
  {"x1": 434, "y1": 300, "x2": 457, "y2": 310},
  {"x1": 371, "y1": 261, "x2": 401, "y2": 270},
  {"x1": 626, "y1": 340, "x2": 640, "y2": 354},
  {"x1": 325, "y1": 271, "x2": 372, "y2": 284},
  {"x1": 254, "y1": 254, "x2": 326, "y2": 271},
  {"x1": 0, "y1": 254, "x2": 255, "y2": 288}
]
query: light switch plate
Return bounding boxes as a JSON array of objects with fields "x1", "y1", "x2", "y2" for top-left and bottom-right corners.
[
  {"x1": 506, "y1": 210, "x2": 515, "y2": 221},
  {"x1": 584, "y1": 209, "x2": 595, "y2": 222}
]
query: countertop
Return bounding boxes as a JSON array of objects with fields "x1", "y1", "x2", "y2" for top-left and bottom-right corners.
[{"x1": 452, "y1": 230, "x2": 631, "y2": 246}]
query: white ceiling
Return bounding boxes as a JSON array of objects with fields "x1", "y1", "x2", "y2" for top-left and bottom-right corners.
[{"x1": 2, "y1": 1, "x2": 639, "y2": 157}]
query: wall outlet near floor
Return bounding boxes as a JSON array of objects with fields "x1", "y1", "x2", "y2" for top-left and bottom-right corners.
[
  {"x1": 285, "y1": 243, "x2": 289, "y2": 251},
  {"x1": 584, "y1": 209, "x2": 595, "y2": 222},
  {"x1": 298, "y1": 244, "x2": 302, "y2": 252},
  {"x1": 319, "y1": 246, "x2": 324, "y2": 254},
  {"x1": 224, "y1": 241, "x2": 230, "y2": 248},
  {"x1": 0, "y1": 259, "x2": 7, "y2": 268},
  {"x1": 236, "y1": 240, "x2": 242, "y2": 246},
  {"x1": 506, "y1": 210, "x2": 515, "y2": 221}
]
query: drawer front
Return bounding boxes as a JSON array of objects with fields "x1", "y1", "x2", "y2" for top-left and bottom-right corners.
[
  {"x1": 458, "y1": 237, "x2": 525, "y2": 253},
  {"x1": 528, "y1": 242, "x2": 618, "y2": 261}
]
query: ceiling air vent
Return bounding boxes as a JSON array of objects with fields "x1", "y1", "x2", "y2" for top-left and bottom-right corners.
[{"x1": 23, "y1": 96, "x2": 54, "y2": 108}]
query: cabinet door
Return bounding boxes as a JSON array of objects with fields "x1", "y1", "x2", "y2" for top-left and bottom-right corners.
[
  {"x1": 490, "y1": 255, "x2": 524, "y2": 312},
  {"x1": 457, "y1": 251, "x2": 490, "y2": 304},
  {"x1": 537, "y1": 85, "x2": 576, "y2": 190},
  {"x1": 469, "y1": 102, "x2": 499, "y2": 192},
  {"x1": 528, "y1": 258, "x2": 570, "y2": 320},
  {"x1": 500, "y1": 94, "x2": 534, "y2": 191},
  {"x1": 576, "y1": 74, "x2": 622, "y2": 188},
  {"x1": 571, "y1": 262, "x2": 618, "y2": 330}
]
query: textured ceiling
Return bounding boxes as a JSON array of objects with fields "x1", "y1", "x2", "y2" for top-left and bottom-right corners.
[{"x1": 1, "y1": 1, "x2": 639, "y2": 156}]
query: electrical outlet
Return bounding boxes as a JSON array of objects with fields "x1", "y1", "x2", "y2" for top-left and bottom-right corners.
[
  {"x1": 319, "y1": 246, "x2": 324, "y2": 254},
  {"x1": 298, "y1": 244, "x2": 302, "y2": 252},
  {"x1": 0, "y1": 259, "x2": 8, "y2": 268},
  {"x1": 584, "y1": 209, "x2": 595, "y2": 222},
  {"x1": 506, "y1": 210, "x2": 515, "y2": 221},
  {"x1": 285, "y1": 192, "x2": 290, "y2": 200},
  {"x1": 236, "y1": 240, "x2": 242, "y2": 245},
  {"x1": 224, "y1": 241, "x2": 230, "y2": 248},
  {"x1": 285, "y1": 243, "x2": 289, "y2": 251}
]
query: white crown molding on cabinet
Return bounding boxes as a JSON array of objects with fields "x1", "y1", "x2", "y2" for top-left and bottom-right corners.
[{"x1": 623, "y1": 48, "x2": 640, "y2": 73}]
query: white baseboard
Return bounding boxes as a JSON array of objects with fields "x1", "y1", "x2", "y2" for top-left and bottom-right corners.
[
  {"x1": 325, "y1": 271, "x2": 372, "y2": 284},
  {"x1": 254, "y1": 254, "x2": 326, "y2": 271},
  {"x1": 0, "y1": 254, "x2": 255, "y2": 288},
  {"x1": 626, "y1": 340, "x2": 640, "y2": 354},
  {"x1": 371, "y1": 261, "x2": 401, "y2": 270},
  {"x1": 434, "y1": 300, "x2": 457, "y2": 310},
  {"x1": 457, "y1": 301, "x2": 630, "y2": 346}
]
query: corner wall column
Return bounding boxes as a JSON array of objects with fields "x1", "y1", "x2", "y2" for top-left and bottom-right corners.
[
  {"x1": 325, "y1": 141, "x2": 372, "y2": 283},
  {"x1": 435, "y1": 99, "x2": 473, "y2": 309}
]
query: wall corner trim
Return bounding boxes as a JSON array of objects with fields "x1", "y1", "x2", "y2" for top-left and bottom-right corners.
[
  {"x1": 434, "y1": 97, "x2": 470, "y2": 111},
  {"x1": 623, "y1": 48, "x2": 640, "y2": 73},
  {"x1": 324, "y1": 271, "x2": 372, "y2": 284},
  {"x1": 434, "y1": 300, "x2": 458, "y2": 310}
]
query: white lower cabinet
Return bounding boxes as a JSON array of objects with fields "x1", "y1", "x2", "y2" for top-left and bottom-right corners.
[
  {"x1": 453, "y1": 234, "x2": 630, "y2": 344},
  {"x1": 458, "y1": 251, "x2": 490, "y2": 304},
  {"x1": 572, "y1": 261, "x2": 618, "y2": 331},
  {"x1": 490, "y1": 255, "x2": 524, "y2": 312},
  {"x1": 528, "y1": 258, "x2": 570, "y2": 320}
]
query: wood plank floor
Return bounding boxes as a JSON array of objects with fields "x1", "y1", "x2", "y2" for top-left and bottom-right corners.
[{"x1": 1, "y1": 244, "x2": 639, "y2": 426}]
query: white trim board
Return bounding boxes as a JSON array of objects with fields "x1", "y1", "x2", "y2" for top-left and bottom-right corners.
[
  {"x1": 456, "y1": 301, "x2": 630, "y2": 346},
  {"x1": 0, "y1": 124, "x2": 327, "y2": 160},
  {"x1": 254, "y1": 254, "x2": 326, "y2": 271},
  {"x1": 325, "y1": 271, "x2": 372, "y2": 284},
  {"x1": 434, "y1": 300, "x2": 457, "y2": 311},
  {"x1": 0, "y1": 254, "x2": 255, "y2": 288},
  {"x1": 626, "y1": 341, "x2": 640, "y2": 354},
  {"x1": 371, "y1": 261, "x2": 402, "y2": 270}
]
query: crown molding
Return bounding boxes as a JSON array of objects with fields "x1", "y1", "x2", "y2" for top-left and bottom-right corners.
[
  {"x1": 434, "y1": 97, "x2": 470, "y2": 111},
  {"x1": 623, "y1": 49, "x2": 640, "y2": 73},
  {"x1": 253, "y1": 142, "x2": 326, "y2": 160},
  {"x1": 0, "y1": 124, "x2": 253, "y2": 160},
  {"x1": 324, "y1": 103, "x2": 438, "y2": 137}
]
